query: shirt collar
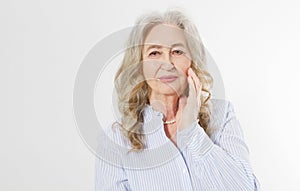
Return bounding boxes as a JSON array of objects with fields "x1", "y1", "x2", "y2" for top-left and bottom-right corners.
[{"x1": 142, "y1": 105, "x2": 170, "y2": 148}]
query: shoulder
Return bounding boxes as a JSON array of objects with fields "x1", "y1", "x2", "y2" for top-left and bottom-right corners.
[
  {"x1": 207, "y1": 99, "x2": 236, "y2": 139},
  {"x1": 209, "y1": 98, "x2": 234, "y2": 120},
  {"x1": 95, "y1": 121, "x2": 131, "y2": 167},
  {"x1": 97, "y1": 120, "x2": 132, "y2": 152}
]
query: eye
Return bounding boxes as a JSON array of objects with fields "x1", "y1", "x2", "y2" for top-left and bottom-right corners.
[
  {"x1": 171, "y1": 49, "x2": 185, "y2": 56},
  {"x1": 148, "y1": 51, "x2": 161, "y2": 58}
]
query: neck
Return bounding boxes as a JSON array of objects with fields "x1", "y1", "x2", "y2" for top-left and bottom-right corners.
[{"x1": 149, "y1": 92, "x2": 178, "y2": 121}]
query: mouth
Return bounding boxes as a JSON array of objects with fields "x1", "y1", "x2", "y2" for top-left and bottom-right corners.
[{"x1": 158, "y1": 75, "x2": 178, "y2": 83}]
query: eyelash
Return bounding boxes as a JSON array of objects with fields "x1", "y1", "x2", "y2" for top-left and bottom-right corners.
[
  {"x1": 148, "y1": 51, "x2": 161, "y2": 57},
  {"x1": 171, "y1": 50, "x2": 184, "y2": 56},
  {"x1": 148, "y1": 50, "x2": 185, "y2": 57}
]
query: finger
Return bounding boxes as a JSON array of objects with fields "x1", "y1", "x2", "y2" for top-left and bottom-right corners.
[
  {"x1": 188, "y1": 68, "x2": 202, "y2": 106},
  {"x1": 188, "y1": 68, "x2": 201, "y2": 96},
  {"x1": 187, "y1": 75, "x2": 196, "y2": 99},
  {"x1": 176, "y1": 96, "x2": 187, "y2": 127},
  {"x1": 177, "y1": 95, "x2": 187, "y2": 114},
  {"x1": 188, "y1": 68, "x2": 197, "y2": 94},
  {"x1": 197, "y1": 83, "x2": 202, "y2": 103}
]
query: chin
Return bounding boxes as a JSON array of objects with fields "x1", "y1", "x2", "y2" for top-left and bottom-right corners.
[{"x1": 156, "y1": 86, "x2": 183, "y2": 96}]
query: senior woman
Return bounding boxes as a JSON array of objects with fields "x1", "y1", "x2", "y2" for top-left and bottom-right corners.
[{"x1": 95, "y1": 10, "x2": 260, "y2": 191}]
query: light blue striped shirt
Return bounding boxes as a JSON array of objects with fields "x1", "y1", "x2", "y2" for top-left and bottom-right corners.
[{"x1": 95, "y1": 99, "x2": 260, "y2": 190}]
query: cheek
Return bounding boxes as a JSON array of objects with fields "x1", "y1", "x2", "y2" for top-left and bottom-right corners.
[
  {"x1": 142, "y1": 62, "x2": 159, "y2": 91},
  {"x1": 176, "y1": 61, "x2": 191, "y2": 76},
  {"x1": 142, "y1": 61, "x2": 159, "y2": 79}
]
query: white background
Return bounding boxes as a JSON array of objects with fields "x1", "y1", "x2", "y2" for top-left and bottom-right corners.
[{"x1": 2, "y1": 0, "x2": 300, "y2": 190}]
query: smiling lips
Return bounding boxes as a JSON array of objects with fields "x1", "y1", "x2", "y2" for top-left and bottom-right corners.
[{"x1": 158, "y1": 75, "x2": 178, "y2": 83}]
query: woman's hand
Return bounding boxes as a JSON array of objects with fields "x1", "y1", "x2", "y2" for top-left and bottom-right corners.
[{"x1": 176, "y1": 68, "x2": 202, "y2": 131}]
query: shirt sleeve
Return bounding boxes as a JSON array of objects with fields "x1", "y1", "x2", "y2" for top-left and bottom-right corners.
[
  {"x1": 176, "y1": 100, "x2": 261, "y2": 190},
  {"x1": 95, "y1": 154, "x2": 131, "y2": 191}
]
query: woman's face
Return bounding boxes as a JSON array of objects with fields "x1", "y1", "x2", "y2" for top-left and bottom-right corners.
[{"x1": 142, "y1": 24, "x2": 192, "y2": 97}]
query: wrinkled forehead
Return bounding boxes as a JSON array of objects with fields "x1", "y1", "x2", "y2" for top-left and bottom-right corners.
[{"x1": 143, "y1": 24, "x2": 188, "y2": 48}]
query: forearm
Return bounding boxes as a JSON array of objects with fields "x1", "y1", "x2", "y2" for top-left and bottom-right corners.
[{"x1": 177, "y1": 123, "x2": 260, "y2": 190}]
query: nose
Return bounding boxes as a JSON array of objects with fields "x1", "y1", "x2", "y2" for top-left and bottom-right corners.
[{"x1": 160, "y1": 49, "x2": 174, "y2": 70}]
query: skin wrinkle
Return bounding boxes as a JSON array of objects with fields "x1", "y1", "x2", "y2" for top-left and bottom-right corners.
[{"x1": 142, "y1": 23, "x2": 198, "y2": 145}]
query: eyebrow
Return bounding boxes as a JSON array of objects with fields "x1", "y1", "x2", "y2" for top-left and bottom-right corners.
[
  {"x1": 144, "y1": 43, "x2": 186, "y2": 52},
  {"x1": 144, "y1": 45, "x2": 163, "y2": 52}
]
